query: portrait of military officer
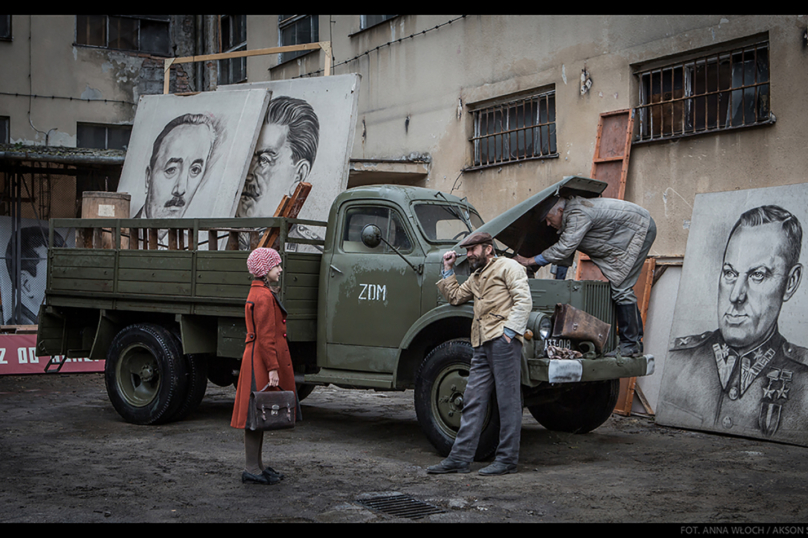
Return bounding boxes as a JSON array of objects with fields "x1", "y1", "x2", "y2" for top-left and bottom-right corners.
[
  {"x1": 134, "y1": 113, "x2": 219, "y2": 219},
  {"x1": 237, "y1": 96, "x2": 319, "y2": 219},
  {"x1": 659, "y1": 204, "x2": 808, "y2": 443}
]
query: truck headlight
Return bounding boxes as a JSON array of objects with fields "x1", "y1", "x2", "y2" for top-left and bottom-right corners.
[
  {"x1": 527, "y1": 311, "x2": 554, "y2": 341},
  {"x1": 538, "y1": 315, "x2": 553, "y2": 339}
]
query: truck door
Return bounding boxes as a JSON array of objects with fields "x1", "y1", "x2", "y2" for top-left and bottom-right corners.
[{"x1": 323, "y1": 202, "x2": 423, "y2": 371}]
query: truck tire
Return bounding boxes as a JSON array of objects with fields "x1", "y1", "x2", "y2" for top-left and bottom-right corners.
[
  {"x1": 104, "y1": 323, "x2": 188, "y2": 425},
  {"x1": 527, "y1": 379, "x2": 619, "y2": 434},
  {"x1": 414, "y1": 340, "x2": 500, "y2": 461},
  {"x1": 170, "y1": 353, "x2": 209, "y2": 422}
]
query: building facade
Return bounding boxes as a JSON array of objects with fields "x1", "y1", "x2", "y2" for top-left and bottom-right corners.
[{"x1": 1, "y1": 14, "x2": 807, "y2": 326}]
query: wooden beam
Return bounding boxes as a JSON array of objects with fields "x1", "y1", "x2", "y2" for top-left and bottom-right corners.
[{"x1": 163, "y1": 42, "x2": 332, "y2": 94}]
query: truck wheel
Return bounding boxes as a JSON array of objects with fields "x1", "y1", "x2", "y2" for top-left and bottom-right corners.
[
  {"x1": 414, "y1": 340, "x2": 500, "y2": 461},
  {"x1": 104, "y1": 324, "x2": 188, "y2": 425},
  {"x1": 527, "y1": 379, "x2": 619, "y2": 434},
  {"x1": 170, "y1": 353, "x2": 209, "y2": 422}
]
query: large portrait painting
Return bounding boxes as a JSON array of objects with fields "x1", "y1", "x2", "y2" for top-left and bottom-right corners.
[
  {"x1": 656, "y1": 182, "x2": 808, "y2": 446},
  {"x1": 117, "y1": 89, "x2": 270, "y2": 223},
  {"x1": 0, "y1": 217, "x2": 75, "y2": 325},
  {"x1": 218, "y1": 74, "x2": 360, "y2": 247}
]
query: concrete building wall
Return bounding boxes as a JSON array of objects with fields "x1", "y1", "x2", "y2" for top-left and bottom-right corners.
[{"x1": 244, "y1": 14, "x2": 808, "y2": 258}]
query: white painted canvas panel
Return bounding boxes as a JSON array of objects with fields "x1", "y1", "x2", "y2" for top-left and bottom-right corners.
[
  {"x1": 218, "y1": 74, "x2": 360, "y2": 245},
  {"x1": 0, "y1": 217, "x2": 75, "y2": 325},
  {"x1": 656, "y1": 183, "x2": 808, "y2": 446},
  {"x1": 117, "y1": 89, "x2": 270, "y2": 222}
]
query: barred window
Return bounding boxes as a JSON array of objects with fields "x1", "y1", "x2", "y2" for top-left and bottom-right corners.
[
  {"x1": 636, "y1": 40, "x2": 771, "y2": 142},
  {"x1": 470, "y1": 90, "x2": 557, "y2": 169}
]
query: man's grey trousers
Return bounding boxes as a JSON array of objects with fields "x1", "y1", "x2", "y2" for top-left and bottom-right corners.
[{"x1": 448, "y1": 335, "x2": 523, "y2": 466}]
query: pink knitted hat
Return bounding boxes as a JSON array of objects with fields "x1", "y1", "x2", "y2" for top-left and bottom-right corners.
[{"x1": 247, "y1": 248, "x2": 281, "y2": 277}]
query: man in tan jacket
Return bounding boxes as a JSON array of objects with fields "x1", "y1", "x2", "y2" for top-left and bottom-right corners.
[{"x1": 427, "y1": 232, "x2": 532, "y2": 476}]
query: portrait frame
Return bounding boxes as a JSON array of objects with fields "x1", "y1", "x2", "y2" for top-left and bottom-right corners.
[
  {"x1": 656, "y1": 182, "x2": 808, "y2": 446},
  {"x1": 117, "y1": 89, "x2": 270, "y2": 220}
]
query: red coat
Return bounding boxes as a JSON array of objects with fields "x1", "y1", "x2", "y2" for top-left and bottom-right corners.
[{"x1": 230, "y1": 280, "x2": 296, "y2": 429}]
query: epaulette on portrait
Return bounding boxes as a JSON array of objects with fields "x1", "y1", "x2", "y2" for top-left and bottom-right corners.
[
  {"x1": 670, "y1": 331, "x2": 715, "y2": 351},
  {"x1": 782, "y1": 340, "x2": 808, "y2": 367}
]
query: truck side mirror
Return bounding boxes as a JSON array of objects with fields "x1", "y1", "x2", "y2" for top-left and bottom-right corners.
[{"x1": 360, "y1": 224, "x2": 383, "y2": 249}]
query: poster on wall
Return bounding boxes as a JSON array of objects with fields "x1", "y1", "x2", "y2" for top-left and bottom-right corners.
[
  {"x1": 656, "y1": 182, "x2": 808, "y2": 446},
  {"x1": 0, "y1": 217, "x2": 75, "y2": 326},
  {"x1": 116, "y1": 89, "x2": 270, "y2": 226},
  {"x1": 218, "y1": 74, "x2": 361, "y2": 249}
]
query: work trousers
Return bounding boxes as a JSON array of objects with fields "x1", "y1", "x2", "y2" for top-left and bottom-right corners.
[
  {"x1": 449, "y1": 335, "x2": 523, "y2": 466},
  {"x1": 610, "y1": 218, "x2": 657, "y2": 305}
]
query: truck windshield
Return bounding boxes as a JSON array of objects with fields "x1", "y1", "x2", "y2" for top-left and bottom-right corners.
[{"x1": 413, "y1": 203, "x2": 484, "y2": 243}]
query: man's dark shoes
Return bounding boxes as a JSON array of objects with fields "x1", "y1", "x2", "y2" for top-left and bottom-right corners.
[
  {"x1": 478, "y1": 461, "x2": 517, "y2": 475},
  {"x1": 426, "y1": 458, "x2": 470, "y2": 474},
  {"x1": 262, "y1": 466, "x2": 285, "y2": 481}
]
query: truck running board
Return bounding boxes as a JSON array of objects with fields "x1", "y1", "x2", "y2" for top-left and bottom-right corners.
[{"x1": 304, "y1": 369, "x2": 394, "y2": 389}]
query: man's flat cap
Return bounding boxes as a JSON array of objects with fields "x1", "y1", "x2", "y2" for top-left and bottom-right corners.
[{"x1": 458, "y1": 231, "x2": 494, "y2": 248}]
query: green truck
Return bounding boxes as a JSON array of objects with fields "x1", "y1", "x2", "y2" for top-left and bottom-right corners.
[{"x1": 36, "y1": 175, "x2": 654, "y2": 459}]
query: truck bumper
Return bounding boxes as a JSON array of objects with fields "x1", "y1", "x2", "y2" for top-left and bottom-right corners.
[{"x1": 527, "y1": 354, "x2": 654, "y2": 384}]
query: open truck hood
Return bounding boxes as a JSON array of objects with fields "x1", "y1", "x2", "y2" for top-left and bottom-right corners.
[{"x1": 460, "y1": 175, "x2": 608, "y2": 256}]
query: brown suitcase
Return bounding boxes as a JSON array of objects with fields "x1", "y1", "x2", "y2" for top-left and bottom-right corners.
[{"x1": 551, "y1": 303, "x2": 611, "y2": 353}]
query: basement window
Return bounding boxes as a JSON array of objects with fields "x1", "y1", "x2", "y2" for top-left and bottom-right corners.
[
  {"x1": 75, "y1": 15, "x2": 170, "y2": 56},
  {"x1": 219, "y1": 15, "x2": 247, "y2": 85},
  {"x1": 469, "y1": 89, "x2": 557, "y2": 169},
  {"x1": 635, "y1": 39, "x2": 772, "y2": 142},
  {"x1": 77, "y1": 123, "x2": 132, "y2": 151}
]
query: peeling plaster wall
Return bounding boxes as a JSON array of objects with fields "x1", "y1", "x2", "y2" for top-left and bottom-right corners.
[
  {"x1": 0, "y1": 15, "x2": 200, "y2": 148},
  {"x1": 255, "y1": 15, "x2": 808, "y2": 258}
]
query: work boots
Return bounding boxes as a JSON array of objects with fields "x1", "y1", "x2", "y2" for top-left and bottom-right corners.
[{"x1": 605, "y1": 303, "x2": 643, "y2": 358}]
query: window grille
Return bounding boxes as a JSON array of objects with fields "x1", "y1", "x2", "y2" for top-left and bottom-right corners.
[
  {"x1": 75, "y1": 15, "x2": 170, "y2": 56},
  {"x1": 636, "y1": 40, "x2": 771, "y2": 142},
  {"x1": 470, "y1": 91, "x2": 557, "y2": 168}
]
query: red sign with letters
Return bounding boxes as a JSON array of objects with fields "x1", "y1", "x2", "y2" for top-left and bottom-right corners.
[{"x1": 0, "y1": 334, "x2": 104, "y2": 375}]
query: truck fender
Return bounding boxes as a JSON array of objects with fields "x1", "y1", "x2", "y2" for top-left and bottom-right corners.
[{"x1": 398, "y1": 303, "x2": 474, "y2": 351}]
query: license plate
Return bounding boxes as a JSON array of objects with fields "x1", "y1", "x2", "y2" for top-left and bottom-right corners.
[{"x1": 544, "y1": 338, "x2": 572, "y2": 350}]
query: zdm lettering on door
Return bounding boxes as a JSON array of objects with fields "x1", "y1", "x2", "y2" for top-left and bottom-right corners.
[{"x1": 359, "y1": 283, "x2": 387, "y2": 302}]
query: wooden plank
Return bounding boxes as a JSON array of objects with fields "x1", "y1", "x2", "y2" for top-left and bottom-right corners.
[
  {"x1": 118, "y1": 268, "x2": 193, "y2": 283},
  {"x1": 117, "y1": 281, "x2": 192, "y2": 296},
  {"x1": 195, "y1": 271, "x2": 253, "y2": 286},
  {"x1": 258, "y1": 182, "x2": 312, "y2": 249}
]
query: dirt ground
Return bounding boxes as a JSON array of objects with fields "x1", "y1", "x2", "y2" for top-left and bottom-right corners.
[{"x1": 2, "y1": 373, "x2": 808, "y2": 525}]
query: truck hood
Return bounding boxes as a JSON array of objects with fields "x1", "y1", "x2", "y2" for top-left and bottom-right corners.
[{"x1": 460, "y1": 175, "x2": 608, "y2": 256}]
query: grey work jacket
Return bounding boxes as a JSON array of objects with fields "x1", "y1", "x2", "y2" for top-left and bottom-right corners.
[{"x1": 541, "y1": 196, "x2": 651, "y2": 287}]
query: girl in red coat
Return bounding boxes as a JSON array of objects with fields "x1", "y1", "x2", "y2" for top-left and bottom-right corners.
[{"x1": 231, "y1": 247, "x2": 299, "y2": 485}]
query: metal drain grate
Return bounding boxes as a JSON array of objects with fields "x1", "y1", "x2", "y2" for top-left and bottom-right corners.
[{"x1": 355, "y1": 493, "x2": 446, "y2": 520}]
